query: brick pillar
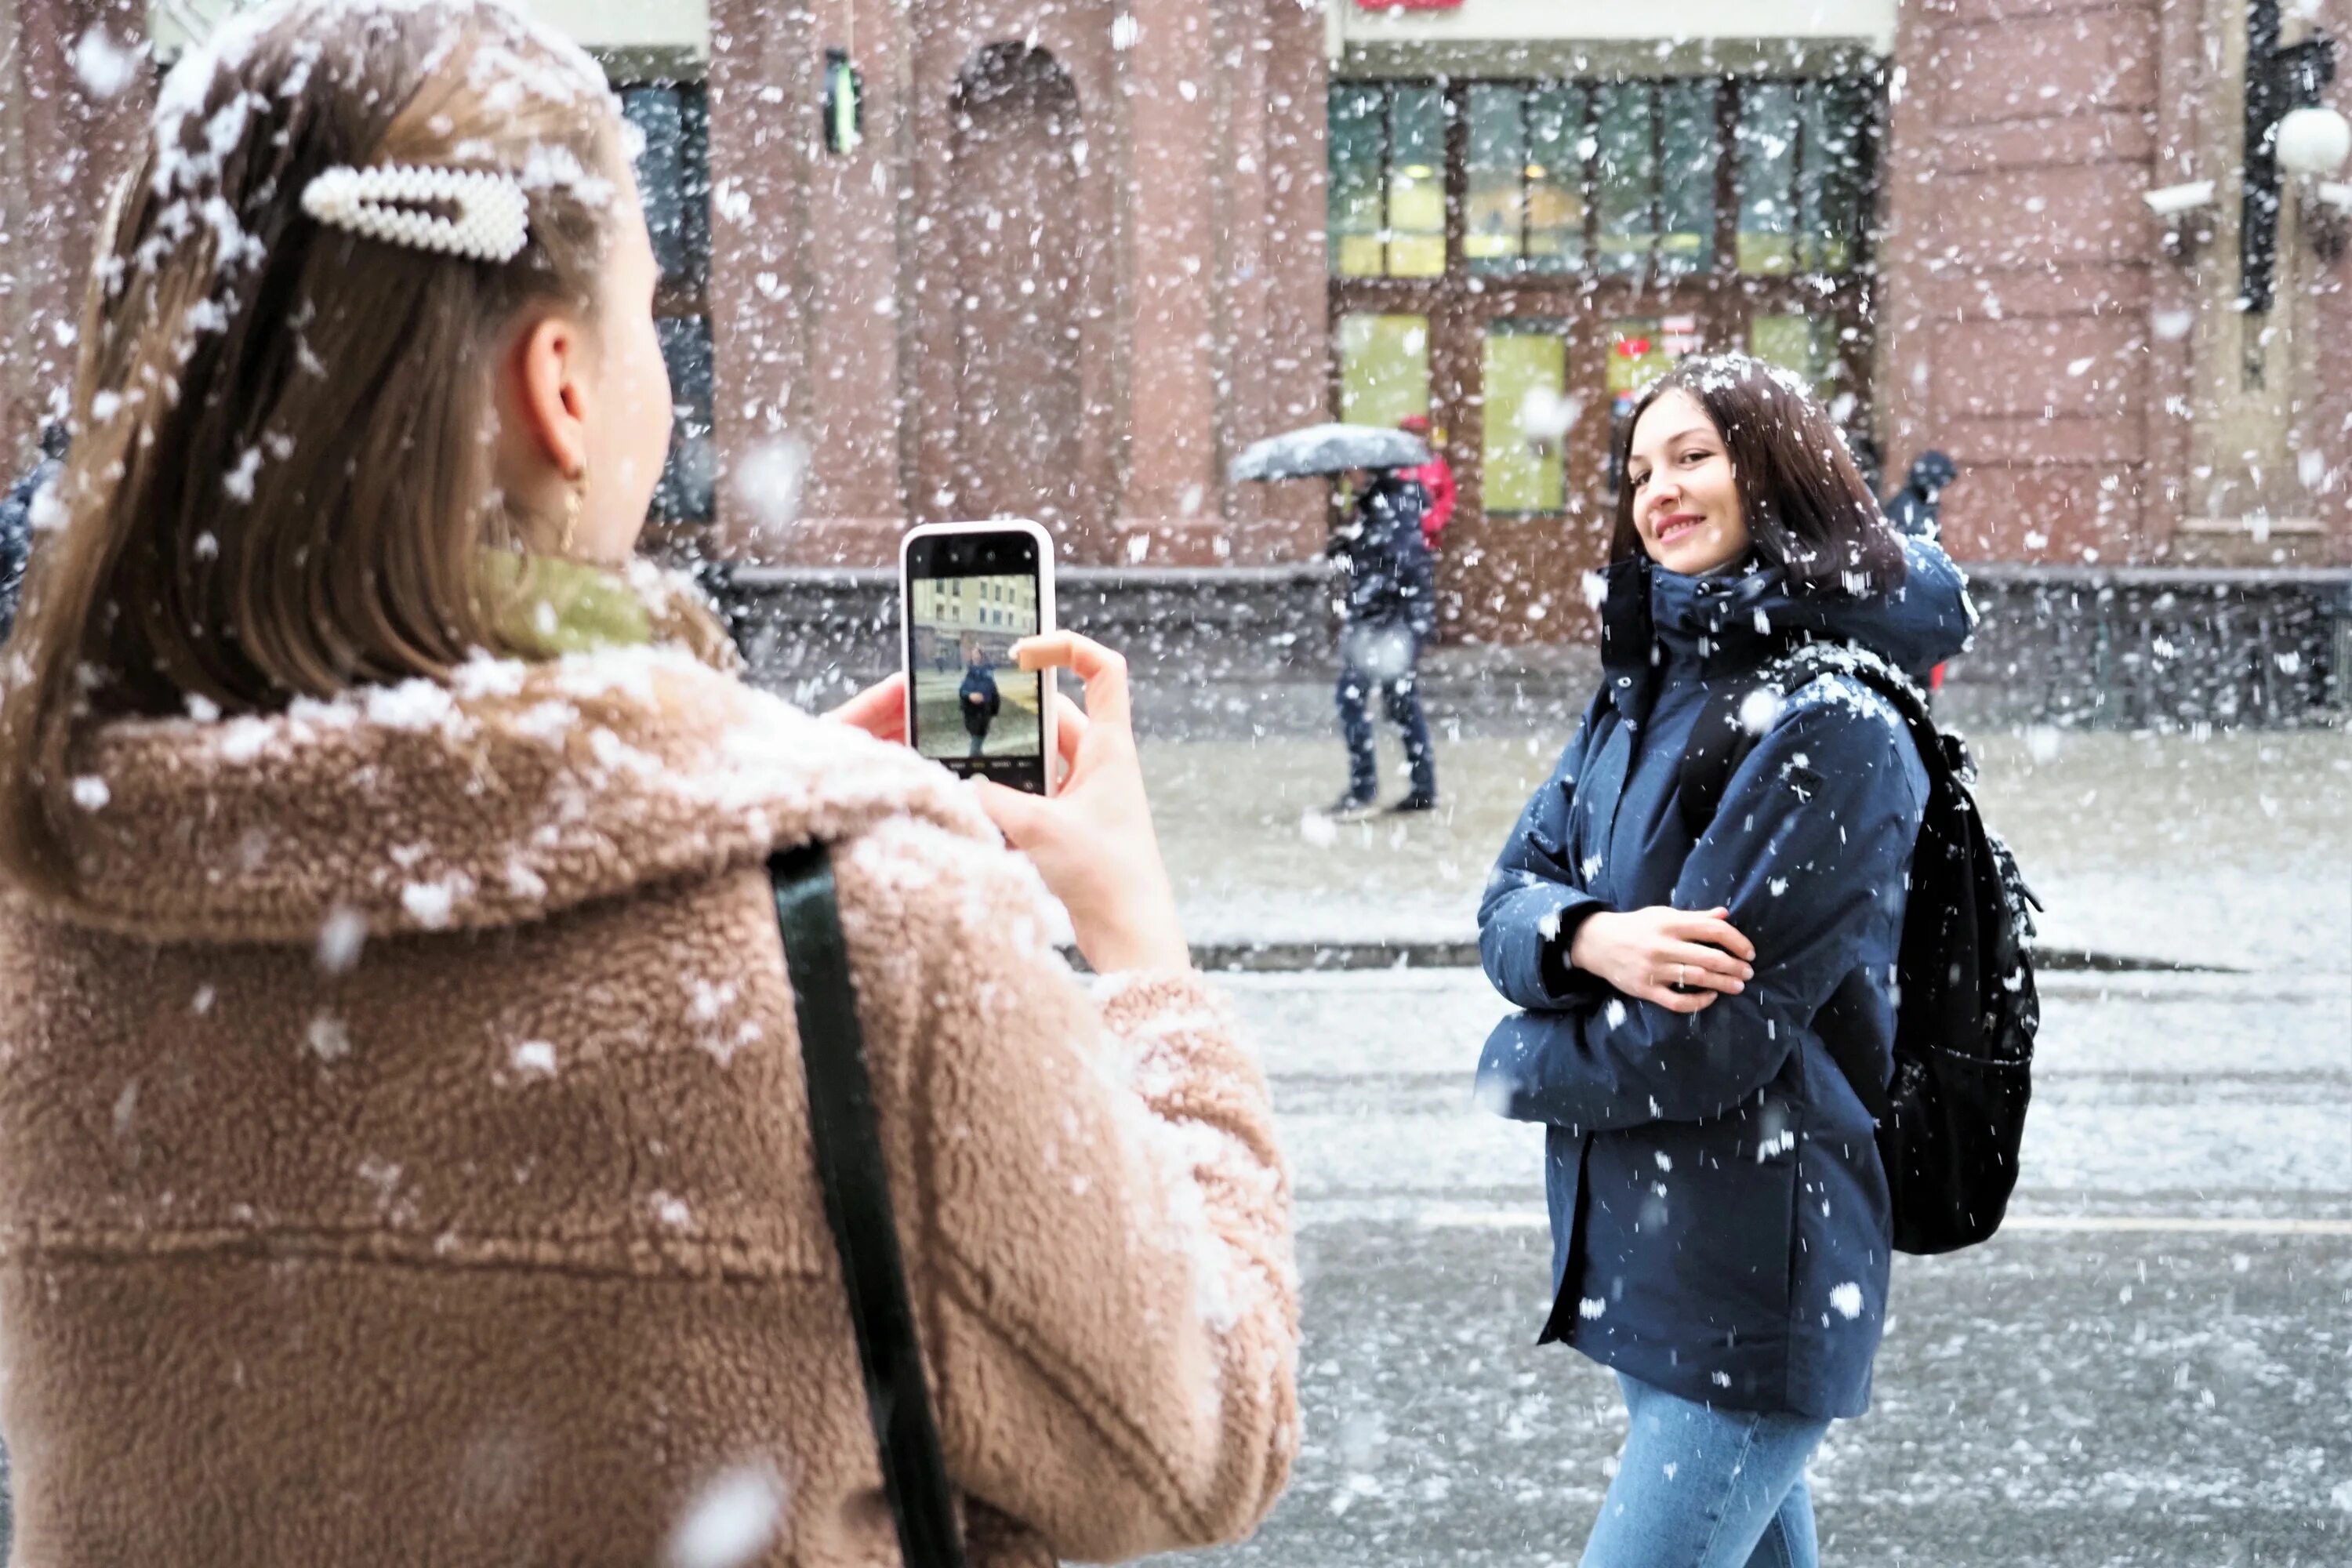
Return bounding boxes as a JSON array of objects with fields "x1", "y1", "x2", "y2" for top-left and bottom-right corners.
[
  {"x1": 1116, "y1": 0, "x2": 1222, "y2": 562},
  {"x1": 798, "y1": 0, "x2": 911, "y2": 553},
  {"x1": 1876, "y1": 0, "x2": 2165, "y2": 565},
  {"x1": 1250, "y1": 0, "x2": 1331, "y2": 566},
  {"x1": 0, "y1": 0, "x2": 147, "y2": 463},
  {"x1": 706, "y1": 0, "x2": 816, "y2": 562}
]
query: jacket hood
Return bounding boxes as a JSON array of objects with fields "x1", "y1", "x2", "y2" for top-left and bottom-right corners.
[
  {"x1": 1600, "y1": 535, "x2": 1975, "y2": 710},
  {"x1": 23, "y1": 648, "x2": 996, "y2": 945}
]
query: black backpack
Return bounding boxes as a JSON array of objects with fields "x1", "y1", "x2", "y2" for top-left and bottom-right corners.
[{"x1": 1677, "y1": 642, "x2": 2040, "y2": 1255}]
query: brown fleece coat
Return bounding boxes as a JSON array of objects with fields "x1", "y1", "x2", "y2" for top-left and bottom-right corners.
[{"x1": 0, "y1": 646, "x2": 1298, "y2": 1566}]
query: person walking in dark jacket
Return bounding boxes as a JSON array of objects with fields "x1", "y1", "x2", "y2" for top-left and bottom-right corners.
[
  {"x1": 959, "y1": 644, "x2": 1003, "y2": 758},
  {"x1": 1327, "y1": 468, "x2": 1439, "y2": 818},
  {"x1": 1474, "y1": 356, "x2": 1973, "y2": 1568},
  {"x1": 0, "y1": 423, "x2": 67, "y2": 645},
  {"x1": 1881, "y1": 449, "x2": 1956, "y2": 543},
  {"x1": 1881, "y1": 450, "x2": 1960, "y2": 697}
]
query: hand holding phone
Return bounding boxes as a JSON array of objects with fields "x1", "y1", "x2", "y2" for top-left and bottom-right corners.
[{"x1": 971, "y1": 633, "x2": 1189, "y2": 975}]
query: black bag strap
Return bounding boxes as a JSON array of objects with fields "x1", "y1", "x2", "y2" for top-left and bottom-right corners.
[
  {"x1": 770, "y1": 843, "x2": 967, "y2": 1568},
  {"x1": 1672, "y1": 646, "x2": 1939, "y2": 1127}
]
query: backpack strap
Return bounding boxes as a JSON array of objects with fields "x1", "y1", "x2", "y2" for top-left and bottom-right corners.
[
  {"x1": 1672, "y1": 644, "x2": 1939, "y2": 1126},
  {"x1": 771, "y1": 843, "x2": 967, "y2": 1568}
]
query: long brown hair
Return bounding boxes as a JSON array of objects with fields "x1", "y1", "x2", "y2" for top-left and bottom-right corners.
[
  {"x1": 1610, "y1": 354, "x2": 1907, "y2": 596},
  {"x1": 0, "y1": 0, "x2": 630, "y2": 895}
]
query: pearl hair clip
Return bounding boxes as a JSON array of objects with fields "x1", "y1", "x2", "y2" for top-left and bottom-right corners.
[{"x1": 299, "y1": 165, "x2": 530, "y2": 263}]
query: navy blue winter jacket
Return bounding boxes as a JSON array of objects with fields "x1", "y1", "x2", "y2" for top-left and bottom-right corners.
[
  {"x1": 1329, "y1": 474, "x2": 1436, "y2": 637},
  {"x1": 1474, "y1": 537, "x2": 1973, "y2": 1419},
  {"x1": 957, "y1": 665, "x2": 1002, "y2": 735}
]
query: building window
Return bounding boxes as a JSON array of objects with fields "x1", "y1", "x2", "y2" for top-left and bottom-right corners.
[
  {"x1": 620, "y1": 81, "x2": 714, "y2": 527},
  {"x1": 1736, "y1": 78, "x2": 1871, "y2": 277},
  {"x1": 1327, "y1": 75, "x2": 1874, "y2": 285},
  {"x1": 1329, "y1": 84, "x2": 1446, "y2": 278},
  {"x1": 1465, "y1": 85, "x2": 1592, "y2": 275}
]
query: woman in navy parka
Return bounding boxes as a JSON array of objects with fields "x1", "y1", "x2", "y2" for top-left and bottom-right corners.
[{"x1": 1475, "y1": 357, "x2": 1973, "y2": 1567}]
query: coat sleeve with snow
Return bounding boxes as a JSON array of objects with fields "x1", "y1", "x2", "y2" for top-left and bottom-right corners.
[
  {"x1": 838, "y1": 823, "x2": 1298, "y2": 1562},
  {"x1": 1474, "y1": 688, "x2": 1926, "y2": 1134},
  {"x1": 1476, "y1": 708, "x2": 1610, "y2": 1012}
]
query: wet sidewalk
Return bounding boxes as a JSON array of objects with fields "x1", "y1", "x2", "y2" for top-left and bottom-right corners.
[{"x1": 1142, "y1": 720, "x2": 2352, "y2": 978}]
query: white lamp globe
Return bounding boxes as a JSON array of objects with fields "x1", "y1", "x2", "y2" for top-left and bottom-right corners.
[{"x1": 2276, "y1": 105, "x2": 2352, "y2": 178}]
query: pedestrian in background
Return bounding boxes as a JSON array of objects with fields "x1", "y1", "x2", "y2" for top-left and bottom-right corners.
[
  {"x1": 1882, "y1": 449, "x2": 1957, "y2": 543},
  {"x1": 1475, "y1": 355, "x2": 1973, "y2": 1568},
  {"x1": 1398, "y1": 412, "x2": 1455, "y2": 552},
  {"x1": 1882, "y1": 449, "x2": 1960, "y2": 696},
  {"x1": 958, "y1": 637, "x2": 1001, "y2": 757},
  {"x1": 0, "y1": 5, "x2": 1298, "y2": 1561},
  {"x1": 1327, "y1": 466, "x2": 1439, "y2": 819},
  {"x1": 0, "y1": 422, "x2": 67, "y2": 645}
]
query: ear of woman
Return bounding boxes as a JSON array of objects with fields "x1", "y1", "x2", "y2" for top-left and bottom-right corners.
[
  {"x1": 492, "y1": 174, "x2": 673, "y2": 568},
  {"x1": 506, "y1": 314, "x2": 593, "y2": 484}
]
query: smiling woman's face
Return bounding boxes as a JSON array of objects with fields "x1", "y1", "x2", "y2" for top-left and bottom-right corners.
[{"x1": 1626, "y1": 388, "x2": 1751, "y2": 576}]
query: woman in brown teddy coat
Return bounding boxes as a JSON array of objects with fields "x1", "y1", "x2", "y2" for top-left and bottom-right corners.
[{"x1": 0, "y1": 4, "x2": 1296, "y2": 1563}]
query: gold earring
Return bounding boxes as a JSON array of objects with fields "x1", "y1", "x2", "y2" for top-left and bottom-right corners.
[{"x1": 561, "y1": 466, "x2": 586, "y2": 557}]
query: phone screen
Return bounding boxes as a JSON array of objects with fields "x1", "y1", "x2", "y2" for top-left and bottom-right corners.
[{"x1": 903, "y1": 528, "x2": 1048, "y2": 793}]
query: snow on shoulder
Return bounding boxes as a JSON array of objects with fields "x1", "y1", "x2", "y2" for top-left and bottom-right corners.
[{"x1": 43, "y1": 644, "x2": 996, "y2": 946}]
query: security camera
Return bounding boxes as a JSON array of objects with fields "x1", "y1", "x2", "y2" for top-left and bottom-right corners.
[{"x1": 2143, "y1": 180, "x2": 2218, "y2": 217}]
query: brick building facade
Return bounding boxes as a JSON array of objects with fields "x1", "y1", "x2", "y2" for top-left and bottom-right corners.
[{"x1": 1, "y1": 1, "x2": 2346, "y2": 714}]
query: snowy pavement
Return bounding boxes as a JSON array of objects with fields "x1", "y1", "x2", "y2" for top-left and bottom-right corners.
[
  {"x1": 1144, "y1": 967, "x2": 2352, "y2": 1566},
  {"x1": 1145, "y1": 727, "x2": 2352, "y2": 977}
]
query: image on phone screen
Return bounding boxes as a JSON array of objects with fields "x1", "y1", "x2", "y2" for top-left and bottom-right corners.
[{"x1": 904, "y1": 533, "x2": 1047, "y2": 793}]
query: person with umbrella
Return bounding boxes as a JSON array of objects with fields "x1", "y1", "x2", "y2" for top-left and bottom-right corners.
[
  {"x1": 1232, "y1": 422, "x2": 1442, "y2": 818},
  {"x1": 1326, "y1": 463, "x2": 1439, "y2": 818}
]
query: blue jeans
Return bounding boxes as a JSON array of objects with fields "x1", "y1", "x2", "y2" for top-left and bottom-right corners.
[
  {"x1": 1335, "y1": 624, "x2": 1436, "y2": 803},
  {"x1": 1579, "y1": 1373, "x2": 1832, "y2": 1568}
]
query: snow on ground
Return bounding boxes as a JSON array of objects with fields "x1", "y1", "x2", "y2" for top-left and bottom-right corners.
[{"x1": 1134, "y1": 962, "x2": 2351, "y2": 1566}]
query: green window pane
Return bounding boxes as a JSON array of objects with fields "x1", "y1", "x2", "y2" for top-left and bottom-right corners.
[
  {"x1": 1329, "y1": 85, "x2": 1387, "y2": 278},
  {"x1": 1750, "y1": 313, "x2": 1831, "y2": 395},
  {"x1": 1737, "y1": 82, "x2": 1799, "y2": 276},
  {"x1": 1595, "y1": 85, "x2": 1657, "y2": 279},
  {"x1": 1388, "y1": 87, "x2": 1447, "y2": 278},
  {"x1": 1659, "y1": 80, "x2": 1718, "y2": 279},
  {"x1": 1465, "y1": 85, "x2": 1526, "y2": 273},
  {"x1": 1801, "y1": 79, "x2": 1869, "y2": 275},
  {"x1": 1338, "y1": 313, "x2": 1432, "y2": 430},
  {"x1": 1526, "y1": 86, "x2": 1587, "y2": 274},
  {"x1": 1482, "y1": 327, "x2": 1567, "y2": 514}
]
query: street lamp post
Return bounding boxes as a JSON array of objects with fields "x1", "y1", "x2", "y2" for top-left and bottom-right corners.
[{"x1": 2241, "y1": 1, "x2": 2336, "y2": 315}]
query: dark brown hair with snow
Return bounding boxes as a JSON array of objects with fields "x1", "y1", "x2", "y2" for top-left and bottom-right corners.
[
  {"x1": 1610, "y1": 354, "x2": 1908, "y2": 597},
  {"x1": 0, "y1": 0, "x2": 627, "y2": 893}
]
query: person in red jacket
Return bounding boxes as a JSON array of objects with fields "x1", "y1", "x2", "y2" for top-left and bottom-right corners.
[{"x1": 1398, "y1": 414, "x2": 1455, "y2": 551}]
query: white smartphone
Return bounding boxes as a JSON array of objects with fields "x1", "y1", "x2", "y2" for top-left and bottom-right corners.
[{"x1": 898, "y1": 520, "x2": 1058, "y2": 796}]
